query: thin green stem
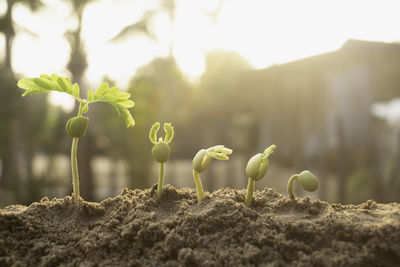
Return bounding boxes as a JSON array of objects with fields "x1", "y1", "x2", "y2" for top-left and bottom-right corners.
[
  {"x1": 287, "y1": 174, "x2": 298, "y2": 201},
  {"x1": 193, "y1": 170, "x2": 204, "y2": 203},
  {"x1": 71, "y1": 137, "x2": 80, "y2": 201},
  {"x1": 156, "y1": 163, "x2": 164, "y2": 198},
  {"x1": 245, "y1": 177, "x2": 255, "y2": 205},
  {"x1": 78, "y1": 100, "x2": 84, "y2": 116},
  {"x1": 71, "y1": 101, "x2": 83, "y2": 201}
]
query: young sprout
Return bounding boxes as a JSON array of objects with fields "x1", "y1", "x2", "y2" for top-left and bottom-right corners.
[
  {"x1": 244, "y1": 145, "x2": 276, "y2": 205},
  {"x1": 287, "y1": 170, "x2": 319, "y2": 201},
  {"x1": 192, "y1": 145, "x2": 233, "y2": 203},
  {"x1": 149, "y1": 122, "x2": 174, "y2": 198},
  {"x1": 17, "y1": 74, "x2": 135, "y2": 201}
]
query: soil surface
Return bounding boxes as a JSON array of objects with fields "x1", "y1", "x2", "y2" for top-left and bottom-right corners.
[{"x1": 0, "y1": 184, "x2": 399, "y2": 266}]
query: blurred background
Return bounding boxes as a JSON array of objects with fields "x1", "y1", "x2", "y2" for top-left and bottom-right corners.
[{"x1": 1, "y1": 0, "x2": 400, "y2": 207}]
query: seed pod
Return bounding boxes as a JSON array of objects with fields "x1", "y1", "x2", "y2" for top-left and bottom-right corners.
[
  {"x1": 245, "y1": 153, "x2": 263, "y2": 179},
  {"x1": 297, "y1": 170, "x2": 319, "y2": 192},
  {"x1": 151, "y1": 142, "x2": 171, "y2": 163},
  {"x1": 245, "y1": 153, "x2": 270, "y2": 181},
  {"x1": 66, "y1": 116, "x2": 89, "y2": 138},
  {"x1": 192, "y1": 149, "x2": 213, "y2": 173}
]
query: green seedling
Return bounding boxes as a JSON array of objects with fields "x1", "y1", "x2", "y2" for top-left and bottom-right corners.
[
  {"x1": 192, "y1": 145, "x2": 233, "y2": 203},
  {"x1": 149, "y1": 122, "x2": 174, "y2": 198},
  {"x1": 244, "y1": 145, "x2": 276, "y2": 205},
  {"x1": 287, "y1": 170, "x2": 319, "y2": 201},
  {"x1": 17, "y1": 74, "x2": 135, "y2": 201}
]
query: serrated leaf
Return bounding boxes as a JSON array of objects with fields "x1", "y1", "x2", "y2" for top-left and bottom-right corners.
[
  {"x1": 118, "y1": 100, "x2": 135, "y2": 108},
  {"x1": 96, "y1": 82, "x2": 109, "y2": 96},
  {"x1": 72, "y1": 83, "x2": 80, "y2": 98},
  {"x1": 17, "y1": 74, "x2": 80, "y2": 100},
  {"x1": 51, "y1": 74, "x2": 59, "y2": 81},
  {"x1": 119, "y1": 105, "x2": 135, "y2": 127},
  {"x1": 88, "y1": 90, "x2": 94, "y2": 101},
  {"x1": 102, "y1": 94, "x2": 116, "y2": 102},
  {"x1": 56, "y1": 77, "x2": 67, "y2": 91},
  {"x1": 33, "y1": 77, "x2": 59, "y2": 91},
  {"x1": 21, "y1": 89, "x2": 50, "y2": 96},
  {"x1": 116, "y1": 92, "x2": 131, "y2": 100},
  {"x1": 18, "y1": 78, "x2": 49, "y2": 92},
  {"x1": 40, "y1": 74, "x2": 52, "y2": 80},
  {"x1": 106, "y1": 87, "x2": 119, "y2": 95}
]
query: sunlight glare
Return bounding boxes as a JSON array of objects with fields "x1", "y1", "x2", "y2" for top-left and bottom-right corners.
[{"x1": 47, "y1": 91, "x2": 75, "y2": 113}]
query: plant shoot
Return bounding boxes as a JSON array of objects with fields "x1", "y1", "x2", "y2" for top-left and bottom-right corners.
[
  {"x1": 149, "y1": 122, "x2": 174, "y2": 198},
  {"x1": 287, "y1": 170, "x2": 319, "y2": 201},
  {"x1": 244, "y1": 145, "x2": 276, "y2": 205},
  {"x1": 17, "y1": 74, "x2": 135, "y2": 201},
  {"x1": 192, "y1": 145, "x2": 232, "y2": 203}
]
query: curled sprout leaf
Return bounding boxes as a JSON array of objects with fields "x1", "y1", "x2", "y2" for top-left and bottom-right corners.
[
  {"x1": 193, "y1": 145, "x2": 233, "y2": 173},
  {"x1": 149, "y1": 122, "x2": 175, "y2": 145},
  {"x1": 164, "y1": 123, "x2": 174, "y2": 144},
  {"x1": 149, "y1": 122, "x2": 160, "y2": 144},
  {"x1": 262, "y1": 144, "x2": 276, "y2": 159}
]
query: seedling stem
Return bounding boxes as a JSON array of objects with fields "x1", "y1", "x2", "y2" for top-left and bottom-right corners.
[
  {"x1": 157, "y1": 163, "x2": 165, "y2": 198},
  {"x1": 244, "y1": 177, "x2": 255, "y2": 205},
  {"x1": 193, "y1": 170, "x2": 205, "y2": 203}
]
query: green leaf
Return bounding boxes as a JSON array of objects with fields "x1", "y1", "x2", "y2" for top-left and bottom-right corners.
[
  {"x1": 21, "y1": 89, "x2": 50, "y2": 96},
  {"x1": 207, "y1": 151, "x2": 229, "y2": 160},
  {"x1": 18, "y1": 78, "x2": 50, "y2": 92},
  {"x1": 118, "y1": 100, "x2": 135, "y2": 108},
  {"x1": 17, "y1": 74, "x2": 80, "y2": 100},
  {"x1": 116, "y1": 92, "x2": 131, "y2": 100},
  {"x1": 72, "y1": 83, "x2": 80, "y2": 98},
  {"x1": 96, "y1": 82, "x2": 109, "y2": 96},
  {"x1": 262, "y1": 144, "x2": 276, "y2": 159},
  {"x1": 119, "y1": 105, "x2": 135, "y2": 127},
  {"x1": 88, "y1": 90, "x2": 95, "y2": 102},
  {"x1": 106, "y1": 87, "x2": 119, "y2": 95},
  {"x1": 149, "y1": 122, "x2": 160, "y2": 144},
  {"x1": 208, "y1": 145, "x2": 233, "y2": 155}
]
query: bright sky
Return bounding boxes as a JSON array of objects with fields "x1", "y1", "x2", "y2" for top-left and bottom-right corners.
[{"x1": 7, "y1": 0, "x2": 400, "y2": 109}]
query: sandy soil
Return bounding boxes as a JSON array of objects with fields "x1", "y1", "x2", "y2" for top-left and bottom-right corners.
[{"x1": 0, "y1": 184, "x2": 399, "y2": 266}]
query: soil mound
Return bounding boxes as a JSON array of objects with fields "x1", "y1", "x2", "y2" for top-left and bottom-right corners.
[{"x1": 0, "y1": 185, "x2": 399, "y2": 266}]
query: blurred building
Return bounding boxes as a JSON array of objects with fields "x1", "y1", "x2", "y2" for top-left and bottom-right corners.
[{"x1": 242, "y1": 39, "x2": 400, "y2": 165}]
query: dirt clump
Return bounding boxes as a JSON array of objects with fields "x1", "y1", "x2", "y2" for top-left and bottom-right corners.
[{"x1": 0, "y1": 184, "x2": 399, "y2": 266}]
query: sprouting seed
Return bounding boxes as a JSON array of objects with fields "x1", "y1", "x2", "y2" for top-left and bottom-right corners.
[
  {"x1": 287, "y1": 170, "x2": 319, "y2": 201},
  {"x1": 149, "y1": 122, "x2": 174, "y2": 198},
  {"x1": 244, "y1": 145, "x2": 276, "y2": 205},
  {"x1": 192, "y1": 145, "x2": 233, "y2": 203}
]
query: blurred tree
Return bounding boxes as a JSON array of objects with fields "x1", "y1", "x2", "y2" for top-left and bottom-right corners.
[
  {"x1": 92, "y1": 57, "x2": 191, "y2": 189},
  {"x1": 185, "y1": 50, "x2": 254, "y2": 152},
  {"x1": 0, "y1": 0, "x2": 45, "y2": 205},
  {"x1": 110, "y1": 0, "x2": 176, "y2": 56}
]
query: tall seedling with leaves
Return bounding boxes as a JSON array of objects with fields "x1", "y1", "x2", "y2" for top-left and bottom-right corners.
[{"x1": 17, "y1": 74, "x2": 135, "y2": 201}]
